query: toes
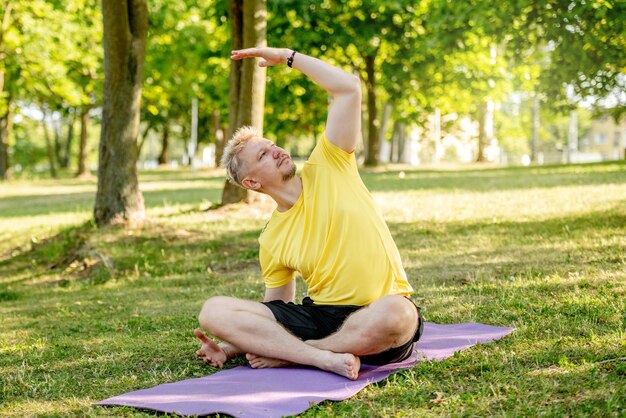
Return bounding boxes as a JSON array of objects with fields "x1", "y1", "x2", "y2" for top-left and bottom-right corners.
[{"x1": 194, "y1": 328, "x2": 211, "y2": 344}]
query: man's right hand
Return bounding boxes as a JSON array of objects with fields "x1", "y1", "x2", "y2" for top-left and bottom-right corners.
[{"x1": 231, "y1": 47, "x2": 291, "y2": 67}]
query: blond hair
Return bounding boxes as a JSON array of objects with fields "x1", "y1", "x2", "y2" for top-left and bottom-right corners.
[{"x1": 221, "y1": 125, "x2": 260, "y2": 186}]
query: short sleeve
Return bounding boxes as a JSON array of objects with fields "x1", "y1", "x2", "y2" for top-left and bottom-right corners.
[
  {"x1": 307, "y1": 135, "x2": 359, "y2": 174},
  {"x1": 260, "y1": 245, "x2": 295, "y2": 288}
]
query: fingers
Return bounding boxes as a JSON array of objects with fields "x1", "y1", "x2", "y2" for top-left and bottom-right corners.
[{"x1": 230, "y1": 48, "x2": 259, "y2": 60}]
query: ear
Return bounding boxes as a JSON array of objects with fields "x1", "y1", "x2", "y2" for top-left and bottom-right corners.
[{"x1": 241, "y1": 177, "x2": 262, "y2": 191}]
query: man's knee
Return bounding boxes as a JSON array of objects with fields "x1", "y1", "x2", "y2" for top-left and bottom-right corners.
[
  {"x1": 370, "y1": 296, "x2": 418, "y2": 338},
  {"x1": 198, "y1": 296, "x2": 235, "y2": 334}
]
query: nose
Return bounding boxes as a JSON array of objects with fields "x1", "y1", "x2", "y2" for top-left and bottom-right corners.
[{"x1": 272, "y1": 147, "x2": 282, "y2": 159}]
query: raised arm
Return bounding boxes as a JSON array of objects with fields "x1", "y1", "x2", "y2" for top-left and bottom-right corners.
[{"x1": 231, "y1": 47, "x2": 362, "y2": 153}]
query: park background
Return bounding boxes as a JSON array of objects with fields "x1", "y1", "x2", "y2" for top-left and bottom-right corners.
[{"x1": 1, "y1": 0, "x2": 625, "y2": 416}]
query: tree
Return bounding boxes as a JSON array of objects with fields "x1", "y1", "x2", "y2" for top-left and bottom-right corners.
[
  {"x1": 521, "y1": 1, "x2": 625, "y2": 118},
  {"x1": 315, "y1": 1, "x2": 416, "y2": 167},
  {"x1": 65, "y1": 1, "x2": 103, "y2": 177},
  {"x1": 141, "y1": 0, "x2": 229, "y2": 167},
  {"x1": 221, "y1": 0, "x2": 266, "y2": 205},
  {"x1": 0, "y1": 1, "x2": 103, "y2": 178},
  {"x1": 94, "y1": 0, "x2": 148, "y2": 226},
  {"x1": 0, "y1": 1, "x2": 17, "y2": 180}
]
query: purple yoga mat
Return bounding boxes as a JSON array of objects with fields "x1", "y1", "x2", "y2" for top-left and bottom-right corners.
[{"x1": 95, "y1": 322, "x2": 513, "y2": 417}]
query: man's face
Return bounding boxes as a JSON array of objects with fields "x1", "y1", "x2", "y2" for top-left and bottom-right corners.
[{"x1": 239, "y1": 137, "x2": 297, "y2": 190}]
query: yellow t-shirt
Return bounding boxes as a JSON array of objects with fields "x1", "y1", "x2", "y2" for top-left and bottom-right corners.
[{"x1": 258, "y1": 135, "x2": 413, "y2": 306}]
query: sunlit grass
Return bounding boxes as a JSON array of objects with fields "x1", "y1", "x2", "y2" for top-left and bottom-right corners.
[{"x1": 1, "y1": 161, "x2": 625, "y2": 416}]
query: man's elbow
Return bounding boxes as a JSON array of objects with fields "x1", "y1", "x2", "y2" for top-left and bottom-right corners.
[
  {"x1": 334, "y1": 74, "x2": 361, "y2": 96},
  {"x1": 347, "y1": 74, "x2": 361, "y2": 95}
]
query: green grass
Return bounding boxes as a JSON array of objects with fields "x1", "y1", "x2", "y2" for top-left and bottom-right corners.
[{"x1": 1, "y1": 161, "x2": 625, "y2": 417}]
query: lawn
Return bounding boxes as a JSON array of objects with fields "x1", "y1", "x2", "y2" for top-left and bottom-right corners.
[{"x1": 1, "y1": 161, "x2": 625, "y2": 416}]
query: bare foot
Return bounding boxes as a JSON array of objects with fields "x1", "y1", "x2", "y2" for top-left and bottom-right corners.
[
  {"x1": 322, "y1": 352, "x2": 360, "y2": 380},
  {"x1": 246, "y1": 353, "x2": 293, "y2": 369},
  {"x1": 246, "y1": 351, "x2": 359, "y2": 379},
  {"x1": 194, "y1": 328, "x2": 234, "y2": 368}
]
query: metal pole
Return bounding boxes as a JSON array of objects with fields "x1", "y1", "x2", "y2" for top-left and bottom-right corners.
[
  {"x1": 567, "y1": 110, "x2": 578, "y2": 164},
  {"x1": 189, "y1": 97, "x2": 198, "y2": 170},
  {"x1": 433, "y1": 107, "x2": 441, "y2": 164}
]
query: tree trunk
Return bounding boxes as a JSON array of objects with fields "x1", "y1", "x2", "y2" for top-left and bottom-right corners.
[
  {"x1": 227, "y1": 0, "x2": 243, "y2": 143},
  {"x1": 0, "y1": 105, "x2": 11, "y2": 180},
  {"x1": 363, "y1": 54, "x2": 379, "y2": 167},
  {"x1": 378, "y1": 102, "x2": 391, "y2": 163},
  {"x1": 531, "y1": 93, "x2": 539, "y2": 163},
  {"x1": 53, "y1": 115, "x2": 63, "y2": 169},
  {"x1": 42, "y1": 108, "x2": 58, "y2": 178},
  {"x1": 221, "y1": 0, "x2": 266, "y2": 205},
  {"x1": 76, "y1": 105, "x2": 91, "y2": 177},
  {"x1": 0, "y1": 93, "x2": 11, "y2": 179},
  {"x1": 476, "y1": 99, "x2": 494, "y2": 162},
  {"x1": 390, "y1": 120, "x2": 399, "y2": 163},
  {"x1": 0, "y1": 4, "x2": 12, "y2": 180},
  {"x1": 567, "y1": 110, "x2": 578, "y2": 164},
  {"x1": 221, "y1": 0, "x2": 246, "y2": 204},
  {"x1": 137, "y1": 121, "x2": 152, "y2": 156},
  {"x1": 398, "y1": 122, "x2": 406, "y2": 163},
  {"x1": 214, "y1": 109, "x2": 224, "y2": 166},
  {"x1": 238, "y1": 0, "x2": 266, "y2": 131},
  {"x1": 94, "y1": 0, "x2": 147, "y2": 226},
  {"x1": 432, "y1": 107, "x2": 442, "y2": 164},
  {"x1": 157, "y1": 124, "x2": 169, "y2": 165},
  {"x1": 61, "y1": 108, "x2": 75, "y2": 169}
]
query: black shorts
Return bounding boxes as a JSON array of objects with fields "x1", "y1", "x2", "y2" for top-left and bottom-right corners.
[{"x1": 262, "y1": 296, "x2": 424, "y2": 365}]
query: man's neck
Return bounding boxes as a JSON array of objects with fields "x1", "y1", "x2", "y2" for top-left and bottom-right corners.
[{"x1": 269, "y1": 176, "x2": 302, "y2": 212}]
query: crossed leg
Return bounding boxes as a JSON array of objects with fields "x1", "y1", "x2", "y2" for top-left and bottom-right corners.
[
  {"x1": 196, "y1": 296, "x2": 360, "y2": 379},
  {"x1": 245, "y1": 295, "x2": 419, "y2": 368},
  {"x1": 195, "y1": 295, "x2": 418, "y2": 379}
]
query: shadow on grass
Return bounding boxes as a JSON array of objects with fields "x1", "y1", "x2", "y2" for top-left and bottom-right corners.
[
  {"x1": 0, "y1": 186, "x2": 223, "y2": 219},
  {"x1": 0, "y1": 216, "x2": 262, "y2": 292},
  {"x1": 0, "y1": 222, "x2": 96, "y2": 284}
]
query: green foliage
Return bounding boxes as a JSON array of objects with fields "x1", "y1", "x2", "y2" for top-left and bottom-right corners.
[
  {"x1": 495, "y1": 96, "x2": 594, "y2": 159},
  {"x1": 503, "y1": 0, "x2": 626, "y2": 117},
  {"x1": 1, "y1": 0, "x2": 624, "y2": 177},
  {"x1": 143, "y1": 0, "x2": 230, "y2": 147},
  {"x1": 4, "y1": 1, "x2": 101, "y2": 108},
  {"x1": 11, "y1": 115, "x2": 48, "y2": 169}
]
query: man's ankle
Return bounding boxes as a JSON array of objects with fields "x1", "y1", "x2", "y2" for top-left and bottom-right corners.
[{"x1": 219, "y1": 342, "x2": 239, "y2": 359}]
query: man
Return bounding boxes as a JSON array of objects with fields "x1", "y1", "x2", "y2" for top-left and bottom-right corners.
[{"x1": 195, "y1": 47, "x2": 422, "y2": 380}]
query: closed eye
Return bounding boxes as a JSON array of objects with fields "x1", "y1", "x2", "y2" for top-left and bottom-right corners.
[{"x1": 257, "y1": 142, "x2": 274, "y2": 160}]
